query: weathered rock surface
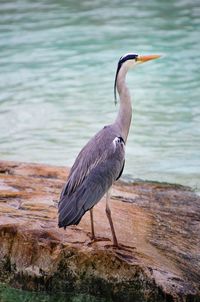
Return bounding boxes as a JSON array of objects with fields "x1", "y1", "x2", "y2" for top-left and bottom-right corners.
[{"x1": 0, "y1": 160, "x2": 199, "y2": 301}]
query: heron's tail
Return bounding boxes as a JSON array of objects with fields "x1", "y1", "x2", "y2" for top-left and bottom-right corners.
[
  {"x1": 58, "y1": 195, "x2": 84, "y2": 228},
  {"x1": 58, "y1": 172, "x2": 106, "y2": 228}
]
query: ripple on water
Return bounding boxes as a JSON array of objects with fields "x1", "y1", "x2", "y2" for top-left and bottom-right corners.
[{"x1": 0, "y1": 0, "x2": 199, "y2": 189}]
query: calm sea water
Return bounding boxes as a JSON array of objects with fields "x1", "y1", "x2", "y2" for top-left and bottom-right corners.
[{"x1": 0, "y1": 0, "x2": 200, "y2": 190}]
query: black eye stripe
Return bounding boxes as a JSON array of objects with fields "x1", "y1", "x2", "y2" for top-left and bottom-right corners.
[
  {"x1": 119, "y1": 54, "x2": 138, "y2": 65},
  {"x1": 114, "y1": 53, "x2": 138, "y2": 103}
]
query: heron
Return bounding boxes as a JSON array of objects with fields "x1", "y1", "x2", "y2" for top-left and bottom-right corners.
[{"x1": 58, "y1": 53, "x2": 160, "y2": 247}]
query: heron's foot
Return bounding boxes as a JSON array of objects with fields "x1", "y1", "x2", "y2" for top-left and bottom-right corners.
[
  {"x1": 105, "y1": 243, "x2": 135, "y2": 252},
  {"x1": 87, "y1": 235, "x2": 110, "y2": 246},
  {"x1": 117, "y1": 243, "x2": 136, "y2": 252}
]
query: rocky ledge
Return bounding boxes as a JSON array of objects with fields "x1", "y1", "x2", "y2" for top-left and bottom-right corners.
[{"x1": 0, "y1": 160, "x2": 199, "y2": 302}]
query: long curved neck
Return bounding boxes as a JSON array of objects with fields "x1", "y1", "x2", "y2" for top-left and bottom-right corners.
[{"x1": 114, "y1": 64, "x2": 132, "y2": 143}]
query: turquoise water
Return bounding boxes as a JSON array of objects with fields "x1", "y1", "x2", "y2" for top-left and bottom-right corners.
[{"x1": 0, "y1": 0, "x2": 200, "y2": 189}]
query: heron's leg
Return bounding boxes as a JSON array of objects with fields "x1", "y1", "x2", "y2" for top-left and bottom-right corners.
[
  {"x1": 90, "y1": 208, "x2": 95, "y2": 240},
  {"x1": 105, "y1": 190, "x2": 118, "y2": 247}
]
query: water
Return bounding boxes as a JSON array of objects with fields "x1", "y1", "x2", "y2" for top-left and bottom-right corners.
[{"x1": 0, "y1": 0, "x2": 200, "y2": 190}]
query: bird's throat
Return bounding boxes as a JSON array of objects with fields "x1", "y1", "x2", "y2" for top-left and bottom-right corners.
[{"x1": 114, "y1": 66, "x2": 132, "y2": 143}]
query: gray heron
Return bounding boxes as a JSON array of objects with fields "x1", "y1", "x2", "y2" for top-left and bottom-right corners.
[{"x1": 58, "y1": 53, "x2": 160, "y2": 247}]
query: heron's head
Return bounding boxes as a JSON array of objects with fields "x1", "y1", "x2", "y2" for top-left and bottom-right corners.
[{"x1": 114, "y1": 53, "x2": 160, "y2": 103}]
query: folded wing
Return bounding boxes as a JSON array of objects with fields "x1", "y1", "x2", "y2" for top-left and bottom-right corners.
[{"x1": 58, "y1": 133, "x2": 125, "y2": 228}]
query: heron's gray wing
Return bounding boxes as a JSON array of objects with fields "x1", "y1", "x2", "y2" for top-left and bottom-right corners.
[
  {"x1": 58, "y1": 138, "x2": 125, "y2": 228},
  {"x1": 60, "y1": 125, "x2": 118, "y2": 199},
  {"x1": 116, "y1": 160, "x2": 125, "y2": 180}
]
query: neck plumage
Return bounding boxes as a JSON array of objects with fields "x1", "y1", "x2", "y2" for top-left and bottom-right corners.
[{"x1": 114, "y1": 64, "x2": 132, "y2": 143}]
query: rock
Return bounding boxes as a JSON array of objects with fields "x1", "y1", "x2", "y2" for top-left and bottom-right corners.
[{"x1": 0, "y1": 160, "x2": 199, "y2": 301}]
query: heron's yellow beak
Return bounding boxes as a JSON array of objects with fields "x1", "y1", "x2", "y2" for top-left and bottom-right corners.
[{"x1": 137, "y1": 54, "x2": 161, "y2": 63}]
